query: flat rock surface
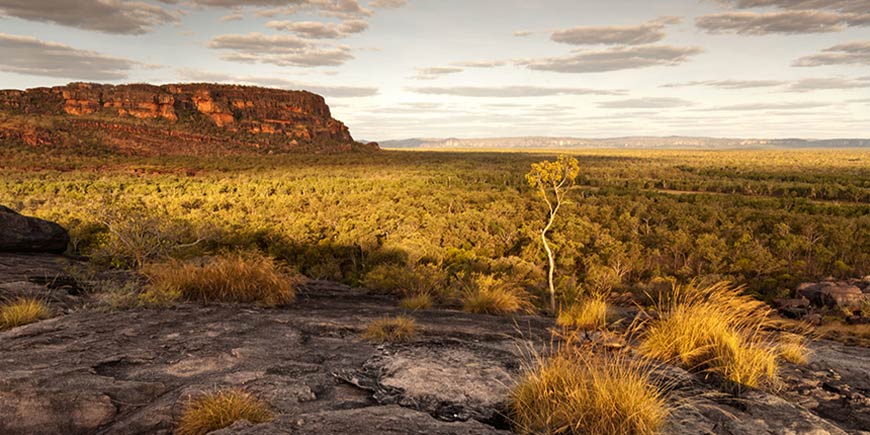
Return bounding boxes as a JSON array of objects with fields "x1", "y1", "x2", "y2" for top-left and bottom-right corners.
[{"x1": 1, "y1": 256, "x2": 869, "y2": 435}]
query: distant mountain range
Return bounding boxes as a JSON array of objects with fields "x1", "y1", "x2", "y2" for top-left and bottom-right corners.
[{"x1": 377, "y1": 137, "x2": 870, "y2": 150}]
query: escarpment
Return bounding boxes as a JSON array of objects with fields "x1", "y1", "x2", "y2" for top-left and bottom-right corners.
[{"x1": 0, "y1": 82, "x2": 376, "y2": 155}]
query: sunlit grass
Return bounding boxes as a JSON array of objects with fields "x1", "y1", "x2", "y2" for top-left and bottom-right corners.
[
  {"x1": 510, "y1": 350, "x2": 668, "y2": 435},
  {"x1": 636, "y1": 281, "x2": 781, "y2": 390},
  {"x1": 557, "y1": 296, "x2": 608, "y2": 330},
  {"x1": 175, "y1": 389, "x2": 273, "y2": 435},
  {"x1": 362, "y1": 315, "x2": 418, "y2": 343},
  {"x1": 0, "y1": 298, "x2": 51, "y2": 330},
  {"x1": 142, "y1": 252, "x2": 299, "y2": 307},
  {"x1": 462, "y1": 274, "x2": 534, "y2": 315},
  {"x1": 399, "y1": 293, "x2": 433, "y2": 310}
]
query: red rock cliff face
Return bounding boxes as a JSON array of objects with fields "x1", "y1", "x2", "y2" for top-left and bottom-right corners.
[{"x1": 0, "y1": 82, "x2": 368, "y2": 154}]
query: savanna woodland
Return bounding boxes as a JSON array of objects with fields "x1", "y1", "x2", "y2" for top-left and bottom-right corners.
[{"x1": 2, "y1": 145, "x2": 869, "y2": 435}]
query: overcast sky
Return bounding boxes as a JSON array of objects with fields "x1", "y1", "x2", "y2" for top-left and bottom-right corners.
[{"x1": 1, "y1": 0, "x2": 868, "y2": 140}]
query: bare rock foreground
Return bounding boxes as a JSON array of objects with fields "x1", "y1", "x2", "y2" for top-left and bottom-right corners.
[{"x1": 1, "y1": 253, "x2": 869, "y2": 435}]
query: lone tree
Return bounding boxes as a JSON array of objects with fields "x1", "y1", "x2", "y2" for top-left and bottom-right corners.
[{"x1": 526, "y1": 155, "x2": 580, "y2": 312}]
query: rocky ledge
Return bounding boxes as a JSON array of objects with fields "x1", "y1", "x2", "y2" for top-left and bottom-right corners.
[
  {"x1": 0, "y1": 83, "x2": 377, "y2": 155},
  {"x1": 0, "y1": 256, "x2": 869, "y2": 435}
]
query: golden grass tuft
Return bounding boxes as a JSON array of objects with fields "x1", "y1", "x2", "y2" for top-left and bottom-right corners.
[
  {"x1": 362, "y1": 315, "x2": 418, "y2": 343},
  {"x1": 399, "y1": 293, "x2": 433, "y2": 310},
  {"x1": 462, "y1": 274, "x2": 534, "y2": 315},
  {"x1": 636, "y1": 281, "x2": 780, "y2": 390},
  {"x1": 510, "y1": 350, "x2": 668, "y2": 435},
  {"x1": 142, "y1": 252, "x2": 299, "y2": 307},
  {"x1": 175, "y1": 389, "x2": 274, "y2": 435},
  {"x1": 557, "y1": 297, "x2": 608, "y2": 330},
  {"x1": 777, "y1": 333, "x2": 810, "y2": 365},
  {"x1": 0, "y1": 298, "x2": 50, "y2": 330}
]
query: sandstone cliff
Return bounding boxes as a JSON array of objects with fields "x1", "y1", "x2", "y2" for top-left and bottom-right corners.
[{"x1": 0, "y1": 82, "x2": 376, "y2": 155}]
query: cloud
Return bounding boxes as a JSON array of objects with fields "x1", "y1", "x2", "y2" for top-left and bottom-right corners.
[
  {"x1": 209, "y1": 32, "x2": 354, "y2": 67},
  {"x1": 219, "y1": 11, "x2": 244, "y2": 22},
  {"x1": 266, "y1": 19, "x2": 368, "y2": 38},
  {"x1": 452, "y1": 60, "x2": 507, "y2": 68},
  {"x1": 597, "y1": 97, "x2": 695, "y2": 108},
  {"x1": 701, "y1": 101, "x2": 833, "y2": 111},
  {"x1": 0, "y1": 0, "x2": 179, "y2": 34},
  {"x1": 713, "y1": 0, "x2": 870, "y2": 14},
  {"x1": 513, "y1": 30, "x2": 533, "y2": 37},
  {"x1": 551, "y1": 16, "x2": 681, "y2": 46},
  {"x1": 520, "y1": 45, "x2": 703, "y2": 73},
  {"x1": 793, "y1": 41, "x2": 870, "y2": 66},
  {"x1": 245, "y1": 0, "x2": 373, "y2": 18},
  {"x1": 785, "y1": 76, "x2": 870, "y2": 91},
  {"x1": 412, "y1": 66, "x2": 463, "y2": 80},
  {"x1": 176, "y1": 68, "x2": 378, "y2": 97},
  {"x1": 409, "y1": 85, "x2": 624, "y2": 97},
  {"x1": 696, "y1": 10, "x2": 851, "y2": 34},
  {"x1": 0, "y1": 33, "x2": 136, "y2": 80},
  {"x1": 662, "y1": 79, "x2": 786, "y2": 88},
  {"x1": 368, "y1": 0, "x2": 407, "y2": 8}
]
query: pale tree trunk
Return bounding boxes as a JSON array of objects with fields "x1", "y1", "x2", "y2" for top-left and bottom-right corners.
[{"x1": 541, "y1": 191, "x2": 561, "y2": 312}]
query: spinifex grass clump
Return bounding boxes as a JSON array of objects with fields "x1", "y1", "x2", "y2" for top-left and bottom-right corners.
[
  {"x1": 636, "y1": 281, "x2": 787, "y2": 390},
  {"x1": 0, "y1": 298, "x2": 50, "y2": 330},
  {"x1": 142, "y1": 252, "x2": 299, "y2": 307},
  {"x1": 399, "y1": 293, "x2": 434, "y2": 310},
  {"x1": 175, "y1": 389, "x2": 273, "y2": 435},
  {"x1": 462, "y1": 274, "x2": 534, "y2": 315},
  {"x1": 557, "y1": 296, "x2": 608, "y2": 330},
  {"x1": 510, "y1": 349, "x2": 669, "y2": 435},
  {"x1": 362, "y1": 315, "x2": 418, "y2": 343}
]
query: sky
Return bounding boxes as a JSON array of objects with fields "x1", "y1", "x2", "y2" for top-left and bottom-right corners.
[{"x1": 0, "y1": 0, "x2": 868, "y2": 140}]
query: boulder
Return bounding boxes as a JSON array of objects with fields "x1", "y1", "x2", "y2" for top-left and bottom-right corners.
[
  {"x1": 0, "y1": 206, "x2": 69, "y2": 253},
  {"x1": 797, "y1": 281, "x2": 867, "y2": 310}
]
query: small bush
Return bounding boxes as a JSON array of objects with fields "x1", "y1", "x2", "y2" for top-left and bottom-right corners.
[
  {"x1": 462, "y1": 274, "x2": 534, "y2": 315},
  {"x1": 175, "y1": 389, "x2": 274, "y2": 435},
  {"x1": 142, "y1": 252, "x2": 299, "y2": 307},
  {"x1": 399, "y1": 293, "x2": 433, "y2": 310},
  {"x1": 362, "y1": 315, "x2": 418, "y2": 343},
  {"x1": 557, "y1": 297, "x2": 608, "y2": 330},
  {"x1": 510, "y1": 351, "x2": 668, "y2": 435},
  {"x1": 636, "y1": 281, "x2": 780, "y2": 390},
  {"x1": 0, "y1": 298, "x2": 50, "y2": 330}
]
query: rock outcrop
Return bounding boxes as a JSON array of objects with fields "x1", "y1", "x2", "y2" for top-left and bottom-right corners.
[
  {"x1": 797, "y1": 279, "x2": 870, "y2": 311},
  {"x1": 1, "y1": 267, "x2": 869, "y2": 435},
  {"x1": 0, "y1": 206, "x2": 69, "y2": 254},
  {"x1": 0, "y1": 82, "x2": 376, "y2": 155}
]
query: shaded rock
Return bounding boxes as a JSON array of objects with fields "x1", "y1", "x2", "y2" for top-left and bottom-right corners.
[
  {"x1": 0, "y1": 206, "x2": 69, "y2": 253},
  {"x1": 775, "y1": 297, "x2": 811, "y2": 319},
  {"x1": 797, "y1": 281, "x2": 868, "y2": 310}
]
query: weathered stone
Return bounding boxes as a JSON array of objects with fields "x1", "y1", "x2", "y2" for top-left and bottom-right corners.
[
  {"x1": 798, "y1": 281, "x2": 868, "y2": 310},
  {"x1": 0, "y1": 206, "x2": 69, "y2": 253}
]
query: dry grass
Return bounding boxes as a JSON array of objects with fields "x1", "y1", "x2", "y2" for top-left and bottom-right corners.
[
  {"x1": 399, "y1": 293, "x2": 433, "y2": 310},
  {"x1": 0, "y1": 298, "x2": 50, "y2": 330},
  {"x1": 462, "y1": 274, "x2": 534, "y2": 315},
  {"x1": 557, "y1": 297, "x2": 608, "y2": 330},
  {"x1": 142, "y1": 252, "x2": 299, "y2": 307},
  {"x1": 636, "y1": 281, "x2": 782, "y2": 391},
  {"x1": 777, "y1": 333, "x2": 811, "y2": 365},
  {"x1": 510, "y1": 350, "x2": 668, "y2": 435},
  {"x1": 362, "y1": 315, "x2": 418, "y2": 343},
  {"x1": 175, "y1": 389, "x2": 273, "y2": 435}
]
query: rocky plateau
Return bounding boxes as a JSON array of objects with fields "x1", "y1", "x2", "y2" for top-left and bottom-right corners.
[{"x1": 0, "y1": 83, "x2": 377, "y2": 155}]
